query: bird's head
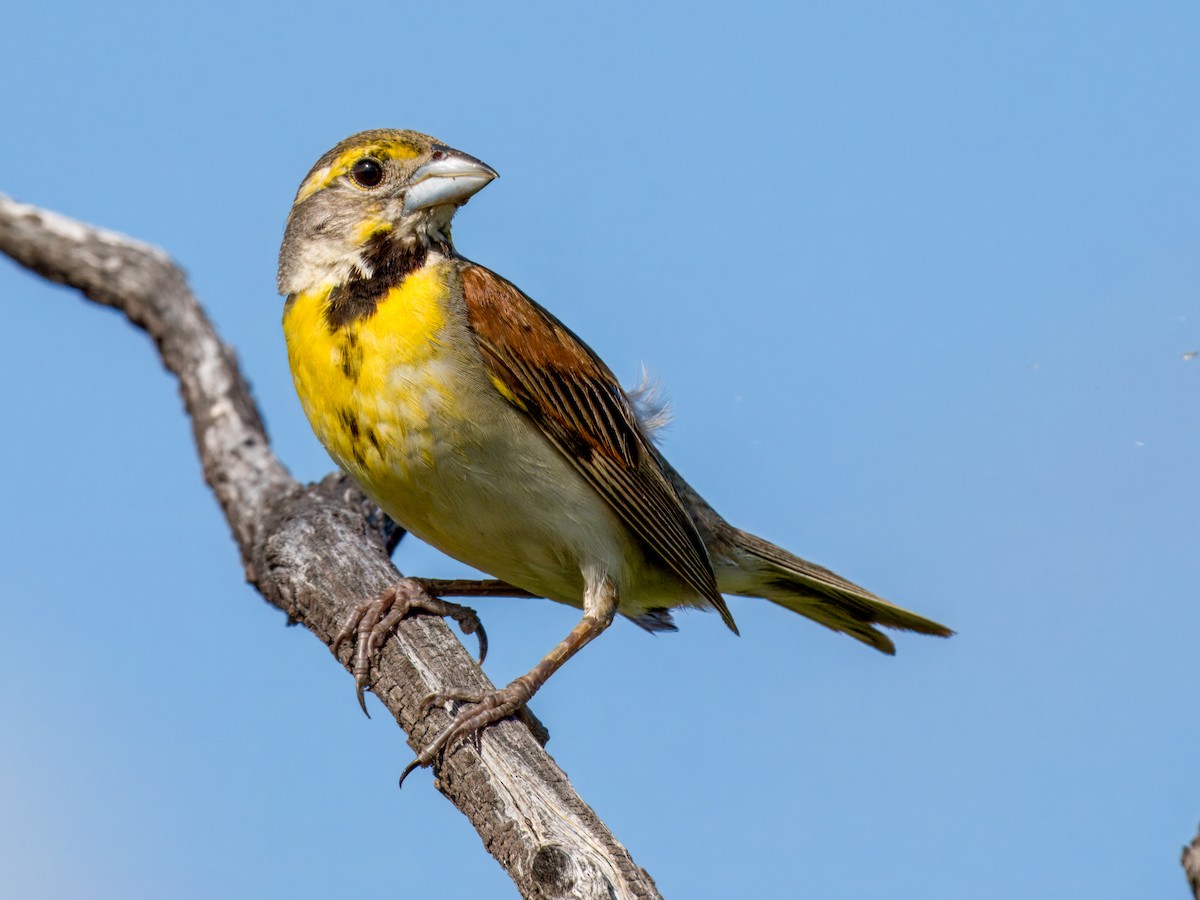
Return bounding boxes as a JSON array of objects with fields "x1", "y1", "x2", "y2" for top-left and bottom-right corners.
[{"x1": 277, "y1": 129, "x2": 497, "y2": 295}]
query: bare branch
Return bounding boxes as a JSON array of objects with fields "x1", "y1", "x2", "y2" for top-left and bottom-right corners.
[
  {"x1": 0, "y1": 194, "x2": 662, "y2": 900},
  {"x1": 1184, "y1": 826, "x2": 1200, "y2": 900}
]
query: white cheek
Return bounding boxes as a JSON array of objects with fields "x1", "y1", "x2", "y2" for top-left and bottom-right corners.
[{"x1": 280, "y1": 240, "x2": 362, "y2": 295}]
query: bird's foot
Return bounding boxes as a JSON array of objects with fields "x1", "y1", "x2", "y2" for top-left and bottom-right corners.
[
  {"x1": 399, "y1": 675, "x2": 548, "y2": 787},
  {"x1": 331, "y1": 577, "x2": 487, "y2": 717}
]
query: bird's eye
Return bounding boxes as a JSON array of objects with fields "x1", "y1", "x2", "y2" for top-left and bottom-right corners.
[{"x1": 350, "y1": 158, "x2": 384, "y2": 188}]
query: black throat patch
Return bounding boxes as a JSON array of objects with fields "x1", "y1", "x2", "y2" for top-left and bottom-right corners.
[{"x1": 322, "y1": 234, "x2": 450, "y2": 331}]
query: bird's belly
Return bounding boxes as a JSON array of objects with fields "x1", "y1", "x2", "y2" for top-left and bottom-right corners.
[
  {"x1": 358, "y1": 389, "x2": 644, "y2": 609},
  {"x1": 374, "y1": 398, "x2": 696, "y2": 613}
]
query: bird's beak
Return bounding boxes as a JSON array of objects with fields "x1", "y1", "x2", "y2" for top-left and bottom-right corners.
[{"x1": 403, "y1": 148, "x2": 498, "y2": 213}]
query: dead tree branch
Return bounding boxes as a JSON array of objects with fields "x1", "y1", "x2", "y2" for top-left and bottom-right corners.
[
  {"x1": 0, "y1": 193, "x2": 661, "y2": 900},
  {"x1": 1184, "y1": 826, "x2": 1200, "y2": 899}
]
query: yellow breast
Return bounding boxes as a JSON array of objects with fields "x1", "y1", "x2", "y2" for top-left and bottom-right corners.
[{"x1": 282, "y1": 264, "x2": 454, "y2": 487}]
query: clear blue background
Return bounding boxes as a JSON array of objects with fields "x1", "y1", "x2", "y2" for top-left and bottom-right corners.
[{"x1": 2, "y1": 3, "x2": 1197, "y2": 897}]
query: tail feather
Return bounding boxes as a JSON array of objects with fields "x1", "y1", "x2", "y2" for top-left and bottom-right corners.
[
  {"x1": 649, "y1": 448, "x2": 952, "y2": 653},
  {"x1": 716, "y1": 525, "x2": 954, "y2": 655}
]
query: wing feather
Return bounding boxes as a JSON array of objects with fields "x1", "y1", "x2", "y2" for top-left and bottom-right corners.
[{"x1": 459, "y1": 264, "x2": 736, "y2": 632}]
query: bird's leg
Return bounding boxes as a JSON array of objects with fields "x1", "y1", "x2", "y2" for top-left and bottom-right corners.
[
  {"x1": 417, "y1": 578, "x2": 537, "y2": 600},
  {"x1": 400, "y1": 575, "x2": 618, "y2": 786},
  {"x1": 331, "y1": 577, "x2": 488, "y2": 717}
]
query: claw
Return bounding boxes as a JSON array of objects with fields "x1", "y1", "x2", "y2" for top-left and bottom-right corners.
[
  {"x1": 399, "y1": 582, "x2": 616, "y2": 787},
  {"x1": 414, "y1": 579, "x2": 487, "y2": 663},
  {"x1": 332, "y1": 588, "x2": 393, "y2": 719},
  {"x1": 473, "y1": 623, "x2": 488, "y2": 665},
  {"x1": 355, "y1": 680, "x2": 370, "y2": 718},
  {"x1": 398, "y1": 715, "x2": 460, "y2": 788},
  {"x1": 331, "y1": 578, "x2": 487, "y2": 719},
  {"x1": 398, "y1": 757, "x2": 423, "y2": 789},
  {"x1": 396, "y1": 677, "x2": 541, "y2": 786}
]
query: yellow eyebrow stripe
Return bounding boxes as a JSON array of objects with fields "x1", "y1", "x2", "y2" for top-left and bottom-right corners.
[{"x1": 295, "y1": 140, "x2": 422, "y2": 203}]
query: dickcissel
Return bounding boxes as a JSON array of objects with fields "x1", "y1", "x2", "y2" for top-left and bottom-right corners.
[{"x1": 279, "y1": 129, "x2": 951, "y2": 780}]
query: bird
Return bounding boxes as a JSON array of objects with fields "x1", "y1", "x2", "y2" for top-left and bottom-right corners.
[{"x1": 278, "y1": 129, "x2": 952, "y2": 782}]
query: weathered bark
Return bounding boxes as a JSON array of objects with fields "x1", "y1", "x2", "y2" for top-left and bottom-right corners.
[{"x1": 0, "y1": 193, "x2": 662, "y2": 900}]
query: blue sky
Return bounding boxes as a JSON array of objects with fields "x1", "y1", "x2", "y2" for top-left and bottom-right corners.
[{"x1": 1, "y1": 2, "x2": 1197, "y2": 897}]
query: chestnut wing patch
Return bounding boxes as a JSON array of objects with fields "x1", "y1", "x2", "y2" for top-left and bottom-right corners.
[{"x1": 460, "y1": 264, "x2": 735, "y2": 632}]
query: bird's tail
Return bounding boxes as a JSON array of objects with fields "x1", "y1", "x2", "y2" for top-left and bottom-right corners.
[
  {"x1": 713, "y1": 524, "x2": 953, "y2": 654},
  {"x1": 651, "y1": 450, "x2": 951, "y2": 652}
]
